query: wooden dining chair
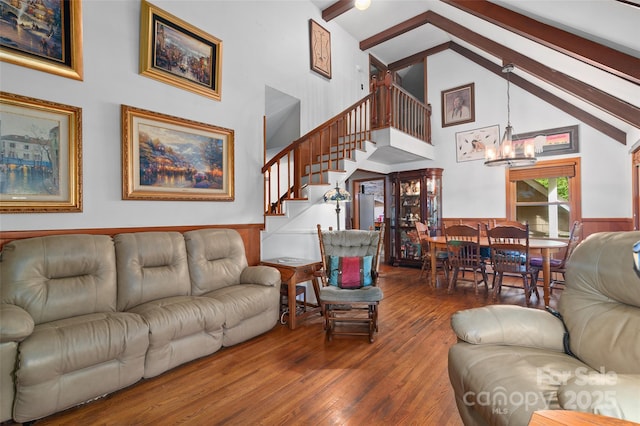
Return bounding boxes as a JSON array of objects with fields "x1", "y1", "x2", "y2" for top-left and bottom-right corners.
[
  {"x1": 485, "y1": 223, "x2": 539, "y2": 305},
  {"x1": 416, "y1": 221, "x2": 449, "y2": 286},
  {"x1": 531, "y1": 220, "x2": 583, "y2": 293},
  {"x1": 444, "y1": 223, "x2": 488, "y2": 295}
]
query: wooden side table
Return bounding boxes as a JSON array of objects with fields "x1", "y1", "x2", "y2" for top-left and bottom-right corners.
[
  {"x1": 529, "y1": 410, "x2": 637, "y2": 425},
  {"x1": 260, "y1": 258, "x2": 322, "y2": 330}
]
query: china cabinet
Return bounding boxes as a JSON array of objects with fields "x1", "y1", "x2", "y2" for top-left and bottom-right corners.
[{"x1": 389, "y1": 168, "x2": 443, "y2": 266}]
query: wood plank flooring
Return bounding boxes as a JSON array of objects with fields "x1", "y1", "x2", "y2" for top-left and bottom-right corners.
[{"x1": 28, "y1": 265, "x2": 560, "y2": 426}]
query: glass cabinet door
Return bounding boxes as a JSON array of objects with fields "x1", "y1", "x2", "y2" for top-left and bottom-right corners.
[{"x1": 398, "y1": 178, "x2": 422, "y2": 262}]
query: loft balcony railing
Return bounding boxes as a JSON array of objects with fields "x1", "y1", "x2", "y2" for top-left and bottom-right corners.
[{"x1": 263, "y1": 72, "x2": 432, "y2": 216}]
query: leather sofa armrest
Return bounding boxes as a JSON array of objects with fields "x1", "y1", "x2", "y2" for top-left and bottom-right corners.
[
  {"x1": 240, "y1": 265, "x2": 281, "y2": 287},
  {"x1": 0, "y1": 303, "x2": 34, "y2": 343},
  {"x1": 558, "y1": 373, "x2": 640, "y2": 423},
  {"x1": 450, "y1": 305, "x2": 565, "y2": 351}
]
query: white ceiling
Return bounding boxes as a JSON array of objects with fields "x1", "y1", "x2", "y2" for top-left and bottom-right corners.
[{"x1": 310, "y1": 0, "x2": 639, "y2": 65}]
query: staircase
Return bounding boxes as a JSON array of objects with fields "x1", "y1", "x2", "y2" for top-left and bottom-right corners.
[{"x1": 261, "y1": 76, "x2": 433, "y2": 262}]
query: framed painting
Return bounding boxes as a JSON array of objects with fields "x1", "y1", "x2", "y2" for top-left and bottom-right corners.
[
  {"x1": 0, "y1": 92, "x2": 82, "y2": 213},
  {"x1": 121, "y1": 105, "x2": 234, "y2": 201},
  {"x1": 513, "y1": 125, "x2": 579, "y2": 157},
  {"x1": 442, "y1": 83, "x2": 475, "y2": 127},
  {"x1": 455, "y1": 125, "x2": 500, "y2": 163},
  {"x1": 309, "y1": 19, "x2": 331, "y2": 79},
  {"x1": 140, "y1": 0, "x2": 222, "y2": 101},
  {"x1": 0, "y1": 0, "x2": 83, "y2": 80}
]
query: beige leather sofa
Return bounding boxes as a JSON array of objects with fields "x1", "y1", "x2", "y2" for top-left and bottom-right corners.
[
  {"x1": 0, "y1": 228, "x2": 281, "y2": 423},
  {"x1": 448, "y1": 231, "x2": 640, "y2": 425}
]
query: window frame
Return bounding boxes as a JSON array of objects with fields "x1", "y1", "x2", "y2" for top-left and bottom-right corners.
[{"x1": 506, "y1": 157, "x2": 582, "y2": 233}]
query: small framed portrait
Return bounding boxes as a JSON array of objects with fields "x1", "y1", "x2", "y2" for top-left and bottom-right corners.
[
  {"x1": 140, "y1": 0, "x2": 222, "y2": 101},
  {"x1": 0, "y1": 0, "x2": 83, "y2": 80},
  {"x1": 455, "y1": 125, "x2": 500, "y2": 163},
  {"x1": 309, "y1": 19, "x2": 331, "y2": 79},
  {"x1": 0, "y1": 92, "x2": 82, "y2": 213},
  {"x1": 442, "y1": 83, "x2": 475, "y2": 127},
  {"x1": 121, "y1": 105, "x2": 234, "y2": 201}
]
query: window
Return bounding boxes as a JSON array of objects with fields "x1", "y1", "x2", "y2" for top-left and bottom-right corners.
[{"x1": 506, "y1": 158, "x2": 581, "y2": 238}]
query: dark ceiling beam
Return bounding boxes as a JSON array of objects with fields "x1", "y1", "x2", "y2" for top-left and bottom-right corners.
[
  {"x1": 322, "y1": 0, "x2": 354, "y2": 21},
  {"x1": 388, "y1": 42, "x2": 450, "y2": 71},
  {"x1": 360, "y1": 10, "x2": 640, "y2": 130},
  {"x1": 360, "y1": 12, "x2": 430, "y2": 50},
  {"x1": 442, "y1": 0, "x2": 640, "y2": 85},
  {"x1": 450, "y1": 43, "x2": 626, "y2": 144},
  {"x1": 424, "y1": 10, "x2": 640, "y2": 130}
]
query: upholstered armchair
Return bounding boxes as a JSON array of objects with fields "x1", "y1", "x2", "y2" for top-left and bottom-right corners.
[{"x1": 448, "y1": 231, "x2": 640, "y2": 425}]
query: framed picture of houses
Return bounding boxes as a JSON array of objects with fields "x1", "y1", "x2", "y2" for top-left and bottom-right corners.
[
  {"x1": 0, "y1": 92, "x2": 82, "y2": 213},
  {"x1": 139, "y1": 0, "x2": 222, "y2": 101},
  {"x1": 121, "y1": 105, "x2": 234, "y2": 201},
  {"x1": 0, "y1": 0, "x2": 83, "y2": 80}
]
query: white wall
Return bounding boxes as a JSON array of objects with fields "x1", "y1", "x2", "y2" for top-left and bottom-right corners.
[
  {"x1": 0, "y1": 0, "x2": 369, "y2": 231},
  {"x1": 1, "y1": 0, "x2": 634, "y2": 233},
  {"x1": 424, "y1": 50, "x2": 632, "y2": 220}
]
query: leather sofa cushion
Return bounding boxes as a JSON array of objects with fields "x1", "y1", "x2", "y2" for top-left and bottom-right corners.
[
  {"x1": 1, "y1": 235, "x2": 117, "y2": 324},
  {"x1": 115, "y1": 232, "x2": 191, "y2": 311},
  {"x1": 184, "y1": 229, "x2": 249, "y2": 295},
  {"x1": 128, "y1": 295, "x2": 225, "y2": 378},
  {"x1": 449, "y1": 342, "x2": 588, "y2": 426},
  {"x1": 560, "y1": 231, "x2": 640, "y2": 374},
  {"x1": 203, "y1": 284, "x2": 277, "y2": 329},
  {"x1": 14, "y1": 312, "x2": 148, "y2": 422}
]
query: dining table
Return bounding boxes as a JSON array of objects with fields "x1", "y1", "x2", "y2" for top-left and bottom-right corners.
[{"x1": 427, "y1": 236, "x2": 567, "y2": 307}]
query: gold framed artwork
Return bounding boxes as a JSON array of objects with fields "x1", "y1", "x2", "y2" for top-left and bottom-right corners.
[
  {"x1": 442, "y1": 83, "x2": 475, "y2": 127},
  {"x1": 140, "y1": 0, "x2": 222, "y2": 101},
  {"x1": 309, "y1": 19, "x2": 331, "y2": 79},
  {"x1": 0, "y1": 92, "x2": 82, "y2": 213},
  {"x1": 121, "y1": 105, "x2": 234, "y2": 201},
  {"x1": 0, "y1": 0, "x2": 83, "y2": 80}
]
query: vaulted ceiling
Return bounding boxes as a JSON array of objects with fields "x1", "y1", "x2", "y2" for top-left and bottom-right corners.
[{"x1": 311, "y1": 0, "x2": 640, "y2": 144}]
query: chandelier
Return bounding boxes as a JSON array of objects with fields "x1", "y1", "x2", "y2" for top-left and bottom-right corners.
[{"x1": 484, "y1": 64, "x2": 537, "y2": 167}]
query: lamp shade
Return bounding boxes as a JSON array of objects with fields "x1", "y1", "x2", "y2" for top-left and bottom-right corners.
[{"x1": 323, "y1": 184, "x2": 352, "y2": 203}]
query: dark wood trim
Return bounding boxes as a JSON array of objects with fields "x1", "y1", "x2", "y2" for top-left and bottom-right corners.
[
  {"x1": 358, "y1": 10, "x2": 640, "y2": 131},
  {"x1": 0, "y1": 224, "x2": 264, "y2": 266},
  {"x1": 581, "y1": 218, "x2": 634, "y2": 236},
  {"x1": 442, "y1": 0, "x2": 640, "y2": 85},
  {"x1": 360, "y1": 12, "x2": 430, "y2": 51},
  {"x1": 633, "y1": 150, "x2": 640, "y2": 230},
  {"x1": 388, "y1": 42, "x2": 450, "y2": 72},
  {"x1": 321, "y1": 0, "x2": 353, "y2": 21},
  {"x1": 449, "y1": 43, "x2": 627, "y2": 145},
  {"x1": 425, "y1": 10, "x2": 640, "y2": 130}
]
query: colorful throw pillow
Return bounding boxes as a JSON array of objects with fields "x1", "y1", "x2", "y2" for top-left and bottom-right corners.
[{"x1": 327, "y1": 255, "x2": 373, "y2": 289}]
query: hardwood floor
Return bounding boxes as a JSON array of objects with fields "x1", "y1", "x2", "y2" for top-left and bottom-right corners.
[{"x1": 28, "y1": 265, "x2": 560, "y2": 426}]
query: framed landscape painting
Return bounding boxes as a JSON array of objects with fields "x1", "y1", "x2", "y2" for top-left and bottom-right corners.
[
  {"x1": 0, "y1": 0, "x2": 83, "y2": 80},
  {"x1": 0, "y1": 92, "x2": 82, "y2": 213},
  {"x1": 140, "y1": 0, "x2": 222, "y2": 101},
  {"x1": 121, "y1": 105, "x2": 234, "y2": 201}
]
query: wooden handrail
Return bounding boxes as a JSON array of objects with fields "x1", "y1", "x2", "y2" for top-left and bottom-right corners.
[{"x1": 263, "y1": 74, "x2": 432, "y2": 216}]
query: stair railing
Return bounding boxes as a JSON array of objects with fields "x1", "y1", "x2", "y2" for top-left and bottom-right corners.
[
  {"x1": 263, "y1": 73, "x2": 432, "y2": 216},
  {"x1": 372, "y1": 71, "x2": 432, "y2": 143},
  {"x1": 263, "y1": 94, "x2": 373, "y2": 215}
]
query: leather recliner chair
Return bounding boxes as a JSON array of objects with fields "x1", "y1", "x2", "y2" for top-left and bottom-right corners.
[{"x1": 448, "y1": 231, "x2": 640, "y2": 425}]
